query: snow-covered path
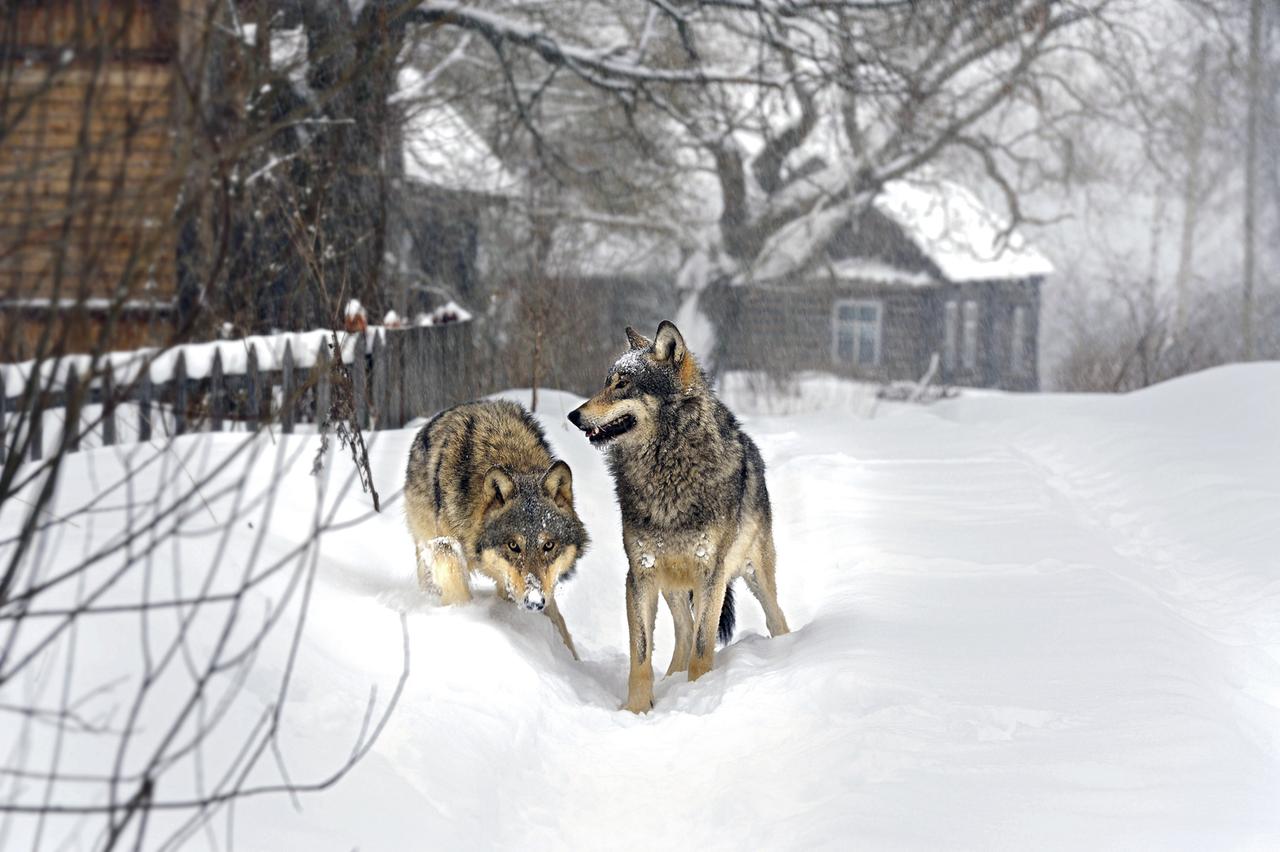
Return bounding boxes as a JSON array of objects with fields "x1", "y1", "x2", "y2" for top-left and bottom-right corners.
[{"x1": 4, "y1": 366, "x2": 1279, "y2": 850}]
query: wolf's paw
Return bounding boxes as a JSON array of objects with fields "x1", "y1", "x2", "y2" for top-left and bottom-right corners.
[{"x1": 621, "y1": 697, "x2": 654, "y2": 714}]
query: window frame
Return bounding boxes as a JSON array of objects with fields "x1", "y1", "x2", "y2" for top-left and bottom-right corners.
[{"x1": 831, "y1": 298, "x2": 884, "y2": 368}]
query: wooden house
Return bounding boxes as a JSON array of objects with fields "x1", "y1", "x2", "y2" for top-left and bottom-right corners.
[
  {"x1": 0, "y1": 0, "x2": 189, "y2": 357},
  {"x1": 714, "y1": 178, "x2": 1052, "y2": 391}
]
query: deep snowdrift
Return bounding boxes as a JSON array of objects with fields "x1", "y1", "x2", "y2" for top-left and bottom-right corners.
[{"x1": 3, "y1": 365, "x2": 1279, "y2": 850}]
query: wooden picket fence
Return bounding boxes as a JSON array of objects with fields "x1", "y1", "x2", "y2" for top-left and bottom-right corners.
[{"x1": 0, "y1": 322, "x2": 476, "y2": 464}]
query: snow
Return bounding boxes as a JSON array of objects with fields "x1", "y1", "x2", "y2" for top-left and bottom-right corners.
[
  {"x1": 1, "y1": 328, "x2": 380, "y2": 394},
  {"x1": 270, "y1": 26, "x2": 308, "y2": 92},
  {"x1": 0, "y1": 297, "x2": 172, "y2": 312},
  {"x1": 820, "y1": 257, "x2": 935, "y2": 287},
  {"x1": 875, "y1": 178, "x2": 1056, "y2": 282},
  {"x1": 413, "y1": 300, "x2": 473, "y2": 327},
  {"x1": 3, "y1": 368, "x2": 1280, "y2": 848},
  {"x1": 398, "y1": 67, "x2": 521, "y2": 196},
  {"x1": 750, "y1": 201, "x2": 857, "y2": 282}
]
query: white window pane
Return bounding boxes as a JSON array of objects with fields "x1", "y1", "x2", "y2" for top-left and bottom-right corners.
[{"x1": 858, "y1": 329, "x2": 876, "y2": 364}]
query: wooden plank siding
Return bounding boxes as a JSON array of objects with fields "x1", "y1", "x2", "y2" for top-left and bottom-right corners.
[
  {"x1": 1, "y1": 1, "x2": 181, "y2": 357},
  {"x1": 718, "y1": 277, "x2": 1043, "y2": 391}
]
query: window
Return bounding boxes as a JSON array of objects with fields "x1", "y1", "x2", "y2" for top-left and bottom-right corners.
[
  {"x1": 832, "y1": 299, "x2": 882, "y2": 367},
  {"x1": 943, "y1": 300, "x2": 959, "y2": 371},
  {"x1": 961, "y1": 300, "x2": 979, "y2": 371},
  {"x1": 1011, "y1": 305, "x2": 1032, "y2": 376}
]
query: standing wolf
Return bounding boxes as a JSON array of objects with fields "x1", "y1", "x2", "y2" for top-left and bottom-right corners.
[
  {"x1": 405, "y1": 400, "x2": 588, "y2": 658},
  {"x1": 568, "y1": 321, "x2": 789, "y2": 712}
]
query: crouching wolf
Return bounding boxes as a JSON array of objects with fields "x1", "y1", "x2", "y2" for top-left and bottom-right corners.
[
  {"x1": 405, "y1": 400, "x2": 588, "y2": 659},
  {"x1": 568, "y1": 321, "x2": 789, "y2": 712}
]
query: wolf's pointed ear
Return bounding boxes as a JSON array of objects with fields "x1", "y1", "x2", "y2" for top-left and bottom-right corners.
[
  {"x1": 541, "y1": 460, "x2": 574, "y2": 511},
  {"x1": 652, "y1": 320, "x2": 686, "y2": 364},
  {"x1": 625, "y1": 326, "x2": 651, "y2": 350},
  {"x1": 482, "y1": 467, "x2": 517, "y2": 515}
]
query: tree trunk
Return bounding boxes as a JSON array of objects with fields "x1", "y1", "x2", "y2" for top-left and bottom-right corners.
[
  {"x1": 1243, "y1": 0, "x2": 1262, "y2": 359},
  {"x1": 1172, "y1": 45, "x2": 1208, "y2": 339}
]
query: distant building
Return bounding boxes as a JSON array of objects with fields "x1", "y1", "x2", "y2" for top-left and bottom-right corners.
[
  {"x1": 0, "y1": 1, "x2": 182, "y2": 356},
  {"x1": 391, "y1": 66, "x2": 523, "y2": 317},
  {"x1": 712, "y1": 178, "x2": 1053, "y2": 391}
]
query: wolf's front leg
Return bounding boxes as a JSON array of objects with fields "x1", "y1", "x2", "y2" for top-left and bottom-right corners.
[
  {"x1": 688, "y1": 567, "x2": 729, "y2": 682},
  {"x1": 623, "y1": 567, "x2": 659, "y2": 713},
  {"x1": 662, "y1": 589, "x2": 694, "y2": 676},
  {"x1": 544, "y1": 595, "x2": 578, "y2": 661},
  {"x1": 428, "y1": 536, "x2": 471, "y2": 605}
]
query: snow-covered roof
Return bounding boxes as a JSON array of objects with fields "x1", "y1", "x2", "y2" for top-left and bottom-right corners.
[
  {"x1": 819, "y1": 258, "x2": 934, "y2": 287},
  {"x1": 874, "y1": 179, "x2": 1054, "y2": 283},
  {"x1": 397, "y1": 68, "x2": 521, "y2": 197}
]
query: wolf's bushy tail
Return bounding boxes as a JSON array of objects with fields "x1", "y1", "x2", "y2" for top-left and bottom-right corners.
[{"x1": 718, "y1": 581, "x2": 736, "y2": 645}]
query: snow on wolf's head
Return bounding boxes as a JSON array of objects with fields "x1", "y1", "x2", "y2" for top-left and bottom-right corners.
[
  {"x1": 568, "y1": 320, "x2": 707, "y2": 449},
  {"x1": 474, "y1": 462, "x2": 588, "y2": 611}
]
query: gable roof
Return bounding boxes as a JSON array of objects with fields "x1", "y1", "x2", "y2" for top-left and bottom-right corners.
[
  {"x1": 874, "y1": 178, "x2": 1053, "y2": 282},
  {"x1": 746, "y1": 164, "x2": 1053, "y2": 288}
]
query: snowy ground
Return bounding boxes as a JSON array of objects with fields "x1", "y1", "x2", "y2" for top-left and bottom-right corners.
[{"x1": 3, "y1": 365, "x2": 1279, "y2": 850}]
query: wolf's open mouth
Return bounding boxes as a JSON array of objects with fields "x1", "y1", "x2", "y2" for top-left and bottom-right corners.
[{"x1": 584, "y1": 414, "x2": 635, "y2": 445}]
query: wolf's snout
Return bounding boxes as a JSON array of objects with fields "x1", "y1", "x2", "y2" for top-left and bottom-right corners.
[
  {"x1": 522, "y1": 592, "x2": 545, "y2": 611},
  {"x1": 567, "y1": 407, "x2": 583, "y2": 428}
]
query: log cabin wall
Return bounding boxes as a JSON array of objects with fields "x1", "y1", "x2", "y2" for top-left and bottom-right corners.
[{"x1": 1, "y1": 0, "x2": 181, "y2": 358}]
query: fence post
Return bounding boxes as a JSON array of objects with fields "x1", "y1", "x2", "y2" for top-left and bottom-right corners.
[
  {"x1": 138, "y1": 370, "x2": 152, "y2": 442},
  {"x1": 246, "y1": 343, "x2": 260, "y2": 428},
  {"x1": 387, "y1": 330, "x2": 403, "y2": 430},
  {"x1": 370, "y1": 331, "x2": 386, "y2": 430},
  {"x1": 281, "y1": 340, "x2": 295, "y2": 434},
  {"x1": 353, "y1": 331, "x2": 368, "y2": 430},
  {"x1": 173, "y1": 351, "x2": 188, "y2": 436},
  {"x1": 315, "y1": 341, "x2": 331, "y2": 429},
  {"x1": 419, "y1": 326, "x2": 441, "y2": 417},
  {"x1": 64, "y1": 365, "x2": 81, "y2": 452},
  {"x1": 102, "y1": 368, "x2": 117, "y2": 446},
  {"x1": 458, "y1": 320, "x2": 475, "y2": 400},
  {"x1": 403, "y1": 326, "x2": 424, "y2": 421},
  {"x1": 0, "y1": 370, "x2": 6, "y2": 464},
  {"x1": 210, "y1": 348, "x2": 225, "y2": 433}
]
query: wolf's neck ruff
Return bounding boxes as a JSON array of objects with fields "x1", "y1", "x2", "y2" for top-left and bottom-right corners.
[{"x1": 608, "y1": 391, "x2": 745, "y2": 534}]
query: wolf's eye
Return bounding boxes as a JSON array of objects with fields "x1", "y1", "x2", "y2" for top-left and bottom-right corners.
[
  {"x1": 615, "y1": 377, "x2": 629, "y2": 390},
  {"x1": 507, "y1": 540, "x2": 521, "y2": 554},
  {"x1": 543, "y1": 540, "x2": 556, "y2": 552}
]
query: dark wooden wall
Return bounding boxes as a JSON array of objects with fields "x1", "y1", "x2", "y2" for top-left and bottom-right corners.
[
  {"x1": 1, "y1": 1, "x2": 181, "y2": 354},
  {"x1": 717, "y1": 278, "x2": 1042, "y2": 391}
]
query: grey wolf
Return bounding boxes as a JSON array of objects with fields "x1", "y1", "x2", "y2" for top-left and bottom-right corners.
[
  {"x1": 568, "y1": 321, "x2": 789, "y2": 712},
  {"x1": 405, "y1": 400, "x2": 588, "y2": 658}
]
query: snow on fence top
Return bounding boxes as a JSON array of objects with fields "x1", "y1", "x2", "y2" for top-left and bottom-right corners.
[
  {"x1": 875, "y1": 179, "x2": 1054, "y2": 283},
  {"x1": 1, "y1": 328, "x2": 379, "y2": 393}
]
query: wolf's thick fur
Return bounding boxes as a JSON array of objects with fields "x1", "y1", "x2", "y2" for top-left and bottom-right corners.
[
  {"x1": 569, "y1": 321, "x2": 789, "y2": 712},
  {"x1": 405, "y1": 400, "x2": 588, "y2": 658}
]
